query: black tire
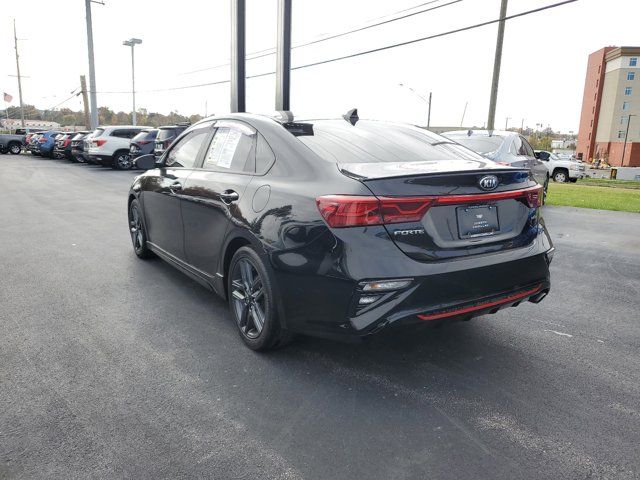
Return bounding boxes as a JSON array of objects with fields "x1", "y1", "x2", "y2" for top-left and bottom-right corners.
[
  {"x1": 114, "y1": 151, "x2": 132, "y2": 170},
  {"x1": 0, "y1": 148, "x2": 7, "y2": 154},
  {"x1": 128, "y1": 199, "x2": 155, "y2": 259},
  {"x1": 228, "y1": 246, "x2": 294, "y2": 351},
  {"x1": 569, "y1": 178, "x2": 578, "y2": 183},
  {"x1": 9, "y1": 142, "x2": 22, "y2": 155},
  {"x1": 553, "y1": 169, "x2": 568, "y2": 183}
]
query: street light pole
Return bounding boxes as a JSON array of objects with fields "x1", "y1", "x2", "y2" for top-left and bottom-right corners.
[
  {"x1": 123, "y1": 38, "x2": 142, "y2": 126},
  {"x1": 621, "y1": 114, "x2": 635, "y2": 167}
]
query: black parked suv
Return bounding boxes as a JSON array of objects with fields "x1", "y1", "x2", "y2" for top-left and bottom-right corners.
[
  {"x1": 154, "y1": 123, "x2": 190, "y2": 158},
  {"x1": 130, "y1": 129, "x2": 158, "y2": 164}
]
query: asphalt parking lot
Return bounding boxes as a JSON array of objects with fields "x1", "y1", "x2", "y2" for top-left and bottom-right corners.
[{"x1": 1, "y1": 153, "x2": 639, "y2": 479}]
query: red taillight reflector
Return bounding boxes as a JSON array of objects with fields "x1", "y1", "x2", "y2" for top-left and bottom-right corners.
[
  {"x1": 63, "y1": 139, "x2": 71, "y2": 147},
  {"x1": 417, "y1": 285, "x2": 542, "y2": 321},
  {"x1": 95, "y1": 139, "x2": 107, "y2": 147},
  {"x1": 432, "y1": 185, "x2": 544, "y2": 209},
  {"x1": 138, "y1": 140, "x2": 149, "y2": 145},
  {"x1": 317, "y1": 186, "x2": 543, "y2": 228},
  {"x1": 316, "y1": 196, "x2": 382, "y2": 227}
]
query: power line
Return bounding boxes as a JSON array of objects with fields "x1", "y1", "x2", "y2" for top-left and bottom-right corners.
[
  {"x1": 144, "y1": 0, "x2": 580, "y2": 94},
  {"x1": 97, "y1": 0, "x2": 577, "y2": 95},
  {"x1": 287, "y1": 0, "x2": 578, "y2": 72},
  {"x1": 180, "y1": 0, "x2": 460, "y2": 75},
  {"x1": 45, "y1": 89, "x2": 82, "y2": 111}
]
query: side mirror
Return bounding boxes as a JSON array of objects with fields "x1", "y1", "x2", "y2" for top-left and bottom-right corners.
[{"x1": 135, "y1": 154, "x2": 157, "y2": 170}]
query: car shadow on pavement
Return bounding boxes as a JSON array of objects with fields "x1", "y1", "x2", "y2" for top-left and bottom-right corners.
[{"x1": 139, "y1": 250, "x2": 533, "y2": 396}]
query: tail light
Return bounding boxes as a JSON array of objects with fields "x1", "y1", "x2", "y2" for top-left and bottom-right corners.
[
  {"x1": 95, "y1": 139, "x2": 107, "y2": 147},
  {"x1": 63, "y1": 139, "x2": 71, "y2": 147},
  {"x1": 39, "y1": 137, "x2": 47, "y2": 143},
  {"x1": 138, "y1": 140, "x2": 150, "y2": 145},
  {"x1": 316, "y1": 185, "x2": 544, "y2": 228}
]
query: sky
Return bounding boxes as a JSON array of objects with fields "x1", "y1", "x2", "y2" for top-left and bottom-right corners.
[{"x1": 1, "y1": 0, "x2": 638, "y2": 133}]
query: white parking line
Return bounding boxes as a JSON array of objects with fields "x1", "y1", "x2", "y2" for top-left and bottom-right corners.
[{"x1": 544, "y1": 329, "x2": 573, "y2": 338}]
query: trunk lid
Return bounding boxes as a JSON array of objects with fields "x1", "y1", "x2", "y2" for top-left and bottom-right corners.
[{"x1": 342, "y1": 163, "x2": 541, "y2": 262}]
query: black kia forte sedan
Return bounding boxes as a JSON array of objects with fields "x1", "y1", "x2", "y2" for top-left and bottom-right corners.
[{"x1": 128, "y1": 111, "x2": 553, "y2": 350}]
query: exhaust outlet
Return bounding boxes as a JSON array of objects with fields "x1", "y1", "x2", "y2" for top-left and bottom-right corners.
[{"x1": 528, "y1": 289, "x2": 549, "y2": 304}]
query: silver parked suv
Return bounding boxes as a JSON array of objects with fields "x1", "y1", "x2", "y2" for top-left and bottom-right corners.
[{"x1": 86, "y1": 125, "x2": 151, "y2": 170}]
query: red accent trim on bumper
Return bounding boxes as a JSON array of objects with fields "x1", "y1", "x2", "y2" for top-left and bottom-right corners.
[{"x1": 417, "y1": 285, "x2": 543, "y2": 321}]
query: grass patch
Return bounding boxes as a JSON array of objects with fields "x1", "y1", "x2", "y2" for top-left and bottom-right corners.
[
  {"x1": 578, "y1": 177, "x2": 640, "y2": 189},
  {"x1": 546, "y1": 182, "x2": 640, "y2": 213}
]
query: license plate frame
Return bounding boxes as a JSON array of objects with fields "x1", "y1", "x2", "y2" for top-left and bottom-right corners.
[{"x1": 456, "y1": 204, "x2": 500, "y2": 239}]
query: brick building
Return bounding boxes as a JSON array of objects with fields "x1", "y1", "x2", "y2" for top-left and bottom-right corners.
[{"x1": 576, "y1": 46, "x2": 640, "y2": 166}]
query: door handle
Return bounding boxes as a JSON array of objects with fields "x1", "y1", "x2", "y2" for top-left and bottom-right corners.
[
  {"x1": 220, "y1": 189, "x2": 240, "y2": 204},
  {"x1": 168, "y1": 181, "x2": 182, "y2": 193}
]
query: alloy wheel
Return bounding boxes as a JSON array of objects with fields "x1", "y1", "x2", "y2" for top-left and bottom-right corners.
[
  {"x1": 117, "y1": 154, "x2": 132, "y2": 170},
  {"x1": 9, "y1": 144, "x2": 21, "y2": 155},
  {"x1": 129, "y1": 204, "x2": 144, "y2": 252},
  {"x1": 231, "y1": 258, "x2": 266, "y2": 339}
]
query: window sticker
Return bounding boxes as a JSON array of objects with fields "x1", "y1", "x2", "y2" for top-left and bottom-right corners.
[
  {"x1": 217, "y1": 129, "x2": 241, "y2": 168},
  {"x1": 205, "y1": 127, "x2": 242, "y2": 169},
  {"x1": 205, "y1": 128, "x2": 228, "y2": 167}
]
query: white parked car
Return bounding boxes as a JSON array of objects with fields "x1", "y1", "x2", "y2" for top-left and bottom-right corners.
[
  {"x1": 534, "y1": 150, "x2": 586, "y2": 183},
  {"x1": 86, "y1": 125, "x2": 151, "y2": 170}
]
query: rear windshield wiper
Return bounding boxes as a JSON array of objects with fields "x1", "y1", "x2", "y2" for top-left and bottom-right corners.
[{"x1": 430, "y1": 141, "x2": 458, "y2": 146}]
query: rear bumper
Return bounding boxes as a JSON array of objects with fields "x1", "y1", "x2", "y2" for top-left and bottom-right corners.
[
  {"x1": 271, "y1": 246, "x2": 552, "y2": 339},
  {"x1": 53, "y1": 148, "x2": 72, "y2": 159}
]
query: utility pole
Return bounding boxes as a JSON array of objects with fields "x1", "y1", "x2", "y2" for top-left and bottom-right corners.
[
  {"x1": 487, "y1": 0, "x2": 508, "y2": 131},
  {"x1": 621, "y1": 114, "x2": 635, "y2": 167},
  {"x1": 80, "y1": 75, "x2": 91, "y2": 129},
  {"x1": 505, "y1": 116, "x2": 510, "y2": 130},
  {"x1": 427, "y1": 91, "x2": 432, "y2": 129},
  {"x1": 520, "y1": 118, "x2": 524, "y2": 132},
  {"x1": 13, "y1": 20, "x2": 25, "y2": 128},
  {"x1": 85, "y1": 0, "x2": 99, "y2": 129}
]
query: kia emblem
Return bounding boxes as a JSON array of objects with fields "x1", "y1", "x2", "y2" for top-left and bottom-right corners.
[{"x1": 478, "y1": 175, "x2": 499, "y2": 191}]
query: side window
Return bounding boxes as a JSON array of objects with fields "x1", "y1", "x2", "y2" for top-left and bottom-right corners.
[
  {"x1": 112, "y1": 129, "x2": 132, "y2": 138},
  {"x1": 521, "y1": 137, "x2": 535, "y2": 157},
  {"x1": 202, "y1": 123, "x2": 256, "y2": 173},
  {"x1": 255, "y1": 134, "x2": 275, "y2": 175},
  {"x1": 165, "y1": 128, "x2": 209, "y2": 168}
]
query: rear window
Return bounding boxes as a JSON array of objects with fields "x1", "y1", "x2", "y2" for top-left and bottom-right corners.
[
  {"x1": 92, "y1": 128, "x2": 105, "y2": 138},
  {"x1": 71, "y1": 133, "x2": 85, "y2": 140},
  {"x1": 132, "y1": 130, "x2": 158, "y2": 142},
  {"x1": 157, "y1": 128, "x2": 177, "y2": 141},
  {"x1": 446, "y1": 135, "x2": 505, "y2": 154},
  {"x1": 296, "y1": 120, "x2": 482, "y2": 164}
]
